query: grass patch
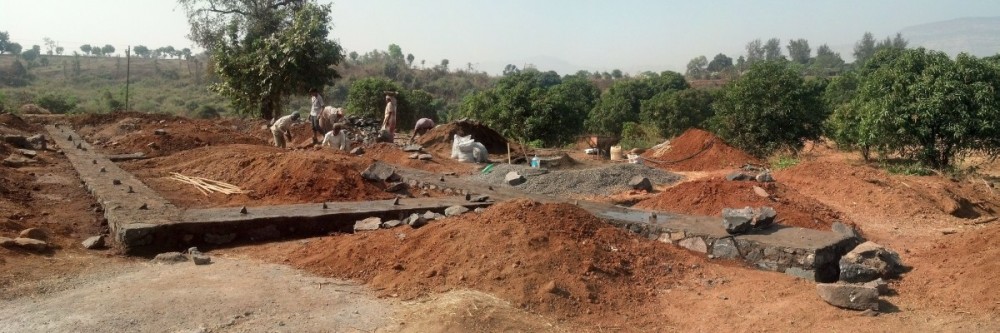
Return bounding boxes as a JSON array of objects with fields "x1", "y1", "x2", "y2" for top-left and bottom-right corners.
[
  {"x1": 879, "y1": 159, "x2": 935, "y2": 176},
  {"x1": 769, "y1": 155, "x2": 799, "y2": 170}
]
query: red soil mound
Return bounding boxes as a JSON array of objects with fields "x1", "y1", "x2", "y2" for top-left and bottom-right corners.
[
  {"x1": 634, "y1": 178, "x2": 847, "y2": 230},
  {"x1": 776, "y1": 160, "x2": 999, "y2": 221},
  {"x1": 416, "y1": 120, "x2": 510, "y2": 156},
  {"x1": 362, "y1": 143, "x2": 473, "y2": 174},
  {"x1": 270, "y1": 200, "x2": 705, "y2": 327},
  {"x1": 0, "y1": 112, "x2": 35, "y2": 133},
  {"x1": 902, "y1": 223, "x2": 1000, "y2": 315},
  {"x1": 72, "y1": 113, "x2": 269, "y2": 157},
  {"x1": 642, "y1": 128, "x2": 760, "y2": 171},
  {"x1": 123, "y1": 144, "x2": 394, "y2": 208}
]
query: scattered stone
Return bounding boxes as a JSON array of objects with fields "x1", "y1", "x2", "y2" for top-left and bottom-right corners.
[
  {"x1": 112, "y1": 179, "x2": 122, "y2": 185},
  {"x1": 816, "y1": 283, "x2": 879, "y2": 311},
  {"x1": 402, "y1": 144, "x2": 423, "y2": 152},
  {"x1": 754, "y1": 206, "x2": 777, "y2": 228},
  {"x1": 354, "y1": 217, "x2": 382, "y2": 232},
  {"x1": 474, "y1": 208, "x2": 485, "y2": 213},
  {"x1": 864, "y1": 278, "x2": 890, "y2": 296},
  {"x1": 678, "y1": 237, "x2": 708, "y2": 253},
  {"x1": 0, "y1": 237, "x2": 14, "y2": 247},
  {"x1": 13, "y1": 238, "x2": 48, "y2": 251},
  {"x1": 860, "y1": 309, "x2": 880, "y2": 317},
  {"x1": 22, "y1": 134, "x2": 47, "y2": 149},
  {"x1": 722, "y1": 207, "x2": 754, "y2": 235},
  {"x1": 417, "y1": 154, "x2": 433, "y2": 161},
  {"x1": 408, "y1": 153, "x2": 419, "y2": 159},
  {"x1": 19, "y1": 228, "x2": 48, "y2": 241},
  {"x1": 153, "y1": 129, "x2": 167, "y2": 135},
  {"x1": 710, "y1": 237, "x2": 740, "y2": 259},
  {"x1": 192, "y1": 254, "x2": 212, "y2": 265},
  {"x1": 407, "y1": 213, "x2": 427, "y2": 228},
  {"x1": 2, "y1": 156, "x2": 35, "y2": 167},
  {"x1": 832, "y1": 221, "x2": 861, "y2": 239},
  {"x1": 17, "y1": 149, "x2": 37, "y2": 158},
  {"x1": 239, "y1": 206, "x2": 248, "y2": 214},
  {"x1": 381, "y1": 220, "x2": 403, "y2": 229},
  {"x1": 392, "y1": 197, "x2": 401, "y2": 205},
  {"x1": 349, "y1": 147, "x2": 364, "y2": 155},
  {"x1": 385, "y1": 182, "x2": 407, "y2": 192},
  {"x1": 628, "y1": 176, "x2": 653, "y2": 192},
  {"x1": 422, "y1": 211, "x2": 441, "y2": 221},
  {"x1": 99, "y1": 167, "x2": 106, "y2": 173},
  {"x1": 725, "y1": 171, "x2": 752, "y2": 181},
  {"x1": 540, "y1": 280, "x2": 559, "y2": 294},
  {"x1": 407, "y1": 179, "x2": 420, "y2": 188},
  {"x1": 152, "y1": 252, "x2": 188, "y2": 264},
  {"x1": 756, "y1": 171, "x2": 775, "y2": 182},
  {"x1": 505, "y1": 171, "x2": 526, "y2": 186},
  {"x1": 2, "y1": 134, "x2": 29, "y2": 148},
  {"x1": 752, "y1": 185, "x2": 770, "y2": 198},
  {"x1": 361, "y1": 163, "x2": 400, "y2": 182},
  {"x1": 445, "y1": 205, "x2": 470, "y2": 216},
  {"x1": 470, "y1": 195, "x2": 490, "y2": 203},
  {"x1": 81, "y1": 235, "x2": 105, "y2": 249},
  {"x1": 940, "y1": 228, "x2": 957, "y2": 235},
  {"x1": 187, "y1": 247, "x2": 203, "y2": 256},
  {"x1": 839, "y1": 241, "x2": 906, "y2": 283}
]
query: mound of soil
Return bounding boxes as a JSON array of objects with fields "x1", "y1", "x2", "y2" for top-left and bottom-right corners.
[
  {"x1": 70, "y1": 111, "x2": 179, "y2": 128},
  {"x1": 902, "y1": 223, "x2": 1000, "y2": 315},
  {"x1": 0, "y1": 112, "x2": 34, "y2": 133},
  {"x1": 275, "y1": 200, "x2": 705, "y2": 327},
  {"x1": 634, "y1": 178, "x2": 846, "y2": 230},
  {"x1": 416, "y1": 120, "x2": 510, "y2": 156},
  {"x1": 642, "y1": 128, "x2": 760, "y2": 171},
  {"x1": 776, "y1": 160, "x2": 999, "y2": 221},
  {"x1": 123, "y1": 144, "x2": 394, "y2": 208},
  {"x1": 362, "y1": 143, "x2": 473, "y2": 174},
  {"x1": 18, "y1": 104, "x2": 51, "y2": 115},
  {"x1": 74, "y1": 114, "x2": 269, "y2": 157}
]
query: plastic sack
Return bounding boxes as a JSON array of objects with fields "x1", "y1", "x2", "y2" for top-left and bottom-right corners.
[{"x1": 451, "y1": 134, "x2": 473, "y2": 159}]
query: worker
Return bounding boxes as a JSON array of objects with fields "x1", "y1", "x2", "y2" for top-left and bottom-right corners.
[
  {"x1": 317, "y1": 106, "x2": 345, "y2": 134},
  {"x1": 271, "y1": 111, "x2": 299, "y2": 149},
  {"x1": 321, "y1": 123, "x2": 350, "y2": 151},
  {"x1": 381, "y1": 92, "x2": 397, "y2": 140},
  {"x1": 308, "y1": 88, "x2": 324, "y2": 144},
  {"x1": 410, "y1": 118, "x2": 435, "y2": 143}
]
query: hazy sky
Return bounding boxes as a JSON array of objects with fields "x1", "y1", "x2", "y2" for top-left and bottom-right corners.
[{"x1": 1, "y1": 0, "x2": 998, "y2": 74}]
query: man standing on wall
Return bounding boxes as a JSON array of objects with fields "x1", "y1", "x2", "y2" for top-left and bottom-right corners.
[
  {"x1": 308, "y1": 88, "x2": 325, "y2": 144},
  {"x1": 381, "y1": 91, "x2": 398, "y2": 141}
]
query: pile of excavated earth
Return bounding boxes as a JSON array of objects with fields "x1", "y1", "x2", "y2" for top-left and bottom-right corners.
[{"x1": 4, "y1": 110, "x2": 1000, "y2": 331}]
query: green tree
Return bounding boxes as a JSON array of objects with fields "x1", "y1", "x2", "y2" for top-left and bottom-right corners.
[
  {"x1": 7, "y1": 43, "x2": 21, "y2": 57},
  {"x1": 387, "y1": 44, "x2": 404, "y2": 63},
  {"x1": 4, "y1": 60, "x2": 31, "y2": 87},
  {"x1": 43, "y1": 37, "x2": 56, "y2": 55},
  {"x1": 55, "y1": 46, "x2": 64, "y2": 55},
  {"x1": 134, "y1": 45, "x2": 150, "y2": 58},
  {"x1": 406, "y1": 53, "x2": 414, "y2": 67},
  {"x1": 102, "y1": 44, "x2": 115, "y2": 56},
  {"x1": 746, "y1": 39, "x2": 764, "y2": 64},
  {"x1": 710, "y1": 61, "x2": 827, "y2": 157},
  {"x1": 787, "y1": 38, "x2": 811, "y2": 64},
  {"x1": 811, "y1": 44, "x2": 845, "y2": 76},
  {"x1": 0, "y1": 31, "x2": 9, "y2": 54},
  {"x1": 853, "y1": 32, "x2": 877, "y2": 66},
  {"x1": 21, "y1": 47, "x2": 40, "y2": 62},
  {"x1": 349, "y1": 51, "x2": 358, "y2": 62},
  {"x1": 586, "y1": 79, "x2": 653, "y2": 136},
  {"x1": 764, "y1": 38, "x2": 783, "y2": 61},
  {"x1": 345, "y1": 77, "x2": 403, "y2": 120},
  {"x1": 611, "y1": 69, "x2": 623, "y2": 79},
  {"x1": 439, "y1": 58, "x2": 449, "y2": 72},
  {"x1": 707, "y1": 53, "x2": 733, "y2": 72},
  {"x1": 640, "y1": 89, "x2": 715, "y2": 138},
  {"x1": 80, "y1": 44, "x2": 92, "y2": 55},
  {"x1": 846, "y1": 48, "x2": 1000, "y2": 168},
  {"x1": 180, "y1": 0, "x2": 345, "y2": 120},
  {"x1": 686, "y1": 55, "x2": 708, "y2": 79}
]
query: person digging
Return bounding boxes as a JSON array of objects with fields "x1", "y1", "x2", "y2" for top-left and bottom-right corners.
[
  {"x1": 270, "y1": 111, "x2": 300, "y2": 149},
  {"x1": 409, "y1": 118, "x2": 435, "y2": 143}
]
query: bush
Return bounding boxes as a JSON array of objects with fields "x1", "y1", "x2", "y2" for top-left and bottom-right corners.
[
  {"x1": 35, "y1": 93, "x2": 78, "y2": 113},
  {"x1": 196, "y1": 105, "x2": 224, "y2": 119},
  {"x1": 710, "y1": 61, "x2": 827, "y2": 157},
  {"x1": 639, "y1": 89, "x2": 715, "y2": 138},
  {"x1": 619, "y1": 122, "x2": 659, "y2": 150}
]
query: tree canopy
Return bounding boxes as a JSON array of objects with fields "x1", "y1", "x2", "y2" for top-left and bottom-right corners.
[{"x1": 180, "y1": 0, "x2": 344, "y2": 119}]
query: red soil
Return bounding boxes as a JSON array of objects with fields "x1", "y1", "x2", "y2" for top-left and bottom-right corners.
[
  {"x1": 634, "y1": 178, "x2": 847, "y2": 230},
  {"x1": 643, "y1": 128, "x2": 760, "y2": 171},
  {"x1": 251, "y1": 200, "x2": 707, "y2": 328},
  {"x1": 416, "y1": 120, "x2": 511, "y2": 156},
  {"x1": 362, "y1": 143, "x2": 473, "y2": 174},
  {"x1": 122, "y1": 144, "x2": 394, "y2": 208},
  {"x1": 71, "y1": 112, "x2": 270, "y2": 158}
]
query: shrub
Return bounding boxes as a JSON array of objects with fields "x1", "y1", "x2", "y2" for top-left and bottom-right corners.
[{"x1": 35, "y1": 93, "x2": 78, "y2": 113}]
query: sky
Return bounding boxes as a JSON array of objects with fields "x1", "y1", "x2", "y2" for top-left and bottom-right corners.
[{"x1": 1, "y1": 0, "x2": 998, "y2": 75}]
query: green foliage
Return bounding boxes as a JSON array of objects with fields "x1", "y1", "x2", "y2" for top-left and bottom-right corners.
[
  {"x1": 4, "y1": 59, "x2": 31, "y2": 87},
  {"x1": 586, "y1": 71, "x2": 688, "y2": 136},
  {"x1": 787, "y1": 38, "x2": 811, "y2": 64},
  {"x1": 0, "y1": 31, "x2": 9, "y2": 54},
  {"x1": 461, "y1": 69, "x2": 598, "y2": 146},
  {"x1": 20, "y1": 48, "x2": 39, "y2": 62},
  {"x1": 196, "y1": 104, "x2": 224, "y2": 119},
  {"x1": 619, "y1": 122, "x2": 660, "y2": 150},
  {"x1": 134, "y1": 45, "x2": 150, "y2": 58},
  {"x1": 710, "y1": 61, "x2": 827, "y2": 157},
  {"x1": 182, "y1": 0, "x2": 344, "y2": 119},
  {"x1": 345, "y1": 76, "x2": 402, "y2": 118},
  {"x1": 707, "y1": 53, "x2": 733, "y2": 72},
  {"x1": 0, "y1": 90, "x2": 7, "y2": 112},
  {"x1": 640, "y1": 89, "x2": 714, "y2": 138},
  {"x1": 845, "y1": 48, "x2": 1000, "y2": 169},
  {"x1": 769, "y1": 155, "x2": 800, "y2": 170},
  {"x1": 686, "y1": 55, "x2": 708, "y2": 79},
  {"x1": 36, "y1": 92, "x2": 78, "y2": 113},
  {"x1": 879, "y1": 160, "x2": 934, "y2": 176}
]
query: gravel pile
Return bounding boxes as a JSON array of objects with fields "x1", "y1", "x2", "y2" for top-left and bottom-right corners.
[{"x1": 470, "y1": 163, "x2": 681, "y2": 196}]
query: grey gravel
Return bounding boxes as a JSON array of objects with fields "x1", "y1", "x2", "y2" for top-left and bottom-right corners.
[{"x1": 470, "y1": 163, "x2": 681, "y2": 196}]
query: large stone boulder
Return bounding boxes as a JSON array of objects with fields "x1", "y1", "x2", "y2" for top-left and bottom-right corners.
[
  {"x1": 444, "y1": 205, "x2": 470, "y2": 216},
  {"x1": 12, "y1": 238, "x2": 48, "y2": 251},
  {"x1": 81, "y1": 235, "x2": 105, "y2": 249},
  {"x1": 354, "y1": 217, "x2": 382, "y2": 232},
  {"x1": 628, "y1": 176, "x2": 653, "y2": 192},
  {"x1": 402, "y1": 144, "x2": 423, "y2": 152},
  {"x1": 505, "y1": 171, "x2": 526, "y2": 186},
  {"x1": 361, "y1": 162, "x2": 400, "y2": 182},
  {"x1": 19, "y1": 228, "x2": 48, "y2": 241},
  {"x1": 755, "y1": 171, "x2": 775, "y2": 183},
  {"x1": 816, "y1": 283, "x2": 879, "y2": 311},
  {"x1": 152, "y1": 252, "x2": 188, "y2": 264},
  {"x1": 407, "y1": 213, "x2": 427, "y2": 228},
  {"x1": 839, "y1": 241, "x2": 906, "y2": 283},
  {"x1": 725, "y1": 171, "x2": 753, "y2": 181},
  {"x1": 722, "y1": 207, "x2": 754, "y2": 235},
  {"x1": 754, "y1": 206, "x2": 777, "y2": 229}
]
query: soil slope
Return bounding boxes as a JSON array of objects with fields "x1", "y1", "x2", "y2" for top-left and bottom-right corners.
[{"x1": 643, "y1": 128, "x2": 760, "y2": 171}]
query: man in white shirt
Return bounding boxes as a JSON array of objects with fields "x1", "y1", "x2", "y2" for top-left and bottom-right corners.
[
  {"x1": 381, "y1": 92, "x2": 397, "y2": 140},
  {"x1": 309, "y1": 88, "x2": 324, "y2": 144},
  {"x1": 271, "y1": 112, "x2": 299, "y2": 148},
  {"x1": 321, "y1": 123, "x2": 349, "y2": 151}
]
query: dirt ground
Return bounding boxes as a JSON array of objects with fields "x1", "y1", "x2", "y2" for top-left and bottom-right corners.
[{"x1": 3, "y1": 112, "x2": 1000, "y2": 332}]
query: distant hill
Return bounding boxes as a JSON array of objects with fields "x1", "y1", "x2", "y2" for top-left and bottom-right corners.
[{"x1": 900, "y1": 17, "x2": 1000, "y2": 57}]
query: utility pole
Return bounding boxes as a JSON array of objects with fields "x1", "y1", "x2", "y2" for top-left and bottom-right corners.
[{"x1": 125, "y1": 46, "x2": 131, "y2": 112}]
